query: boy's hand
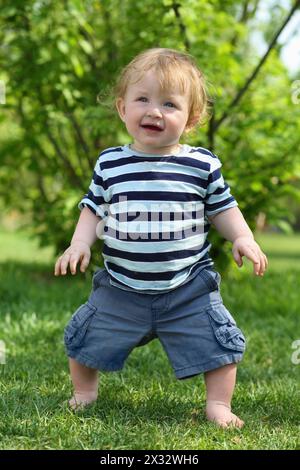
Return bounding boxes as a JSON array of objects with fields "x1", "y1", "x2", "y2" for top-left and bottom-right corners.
[
  {"x1": 232, "y1": 236, "x2": 268, "y2": 276},
  {"x1": 54, "y1": 241, "x2": 91, "y2": 276}
]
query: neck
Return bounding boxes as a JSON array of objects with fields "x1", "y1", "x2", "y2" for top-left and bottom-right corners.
[{"x1": 130, "y1": 143, "x2": 182, "y2": 155}]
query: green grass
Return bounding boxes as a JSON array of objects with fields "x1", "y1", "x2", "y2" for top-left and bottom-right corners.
[
  {"x1": 0, "y1": 230, "x2": 300, "y2": 449},
  {"x1": 257, "y1": 232, "x2": 300, "y2": 272},
  {"x1": 0, "y1": 228, "x2": 54, "y2": 264}
]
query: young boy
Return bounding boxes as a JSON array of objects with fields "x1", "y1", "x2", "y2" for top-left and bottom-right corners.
[{"x1": 54, "y1": 48, "x2": 267, "y2": 428}]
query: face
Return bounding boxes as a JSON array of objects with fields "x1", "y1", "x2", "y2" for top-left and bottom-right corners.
[{"x1": 116, "y1": 69, "x2": 191, "y2": 155}]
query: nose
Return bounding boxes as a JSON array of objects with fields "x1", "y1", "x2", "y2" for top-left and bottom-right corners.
[{"x1": 146, "y1": 105, "x2": 162, "y2": 118}]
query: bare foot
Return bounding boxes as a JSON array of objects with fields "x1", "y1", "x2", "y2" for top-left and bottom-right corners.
[
  {"x1": 206, "y1": 400, "x2": 244, "y2": 428},
  {"x1": 69, "y1": 391, "x2": 98, "y2": 411}
]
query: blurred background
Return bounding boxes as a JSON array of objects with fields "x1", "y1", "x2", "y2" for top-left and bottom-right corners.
[
  {"x1": 0, "y1": 0, "x2": 300, "y2": 271},
  {"x1": 1, "y1": 0, "x2": 300, "y2": 450}
]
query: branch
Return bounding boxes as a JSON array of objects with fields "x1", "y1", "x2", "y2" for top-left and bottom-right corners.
[
  {"x1": 36, "y1": 170, "x2": 49, "y2": 203},
  {"x1": 229, "y1": 1, "x2": 262, "y2": 51},
  {"x1": 171, "y1": 1, "x2": 190, "y2": 51},
  {"x1": 102, "y1": 5, "x2": 118, "y2": 64},
  {"x1": 239, "y1": 0, "x2": 251, "y2": 22},
  {"x1": 65, "y1": 111, "x2": 91, "y2": 159},
  {"x1": 249, "y1": 0, "x2": 261, "y2": 19},
  {"x1": 78, "y1": 26, "x2": 98, "y2": 75},
  {"x1": 45, "y1": 126, "x2": 85, "y2": 191},
  {"x1": 238, "y1": 0, "x2": 261, "y2": 23},
  {"x1": 213, "y1": 0, "x2": 300, "y2": 133},
  {"x1": 36, "y1": 90, "x2": 87, "y2": 190}
]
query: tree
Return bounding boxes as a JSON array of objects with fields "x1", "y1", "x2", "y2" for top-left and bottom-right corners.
[{"x1": 0, "y1": 0, "x2": 300, "y2": 269}]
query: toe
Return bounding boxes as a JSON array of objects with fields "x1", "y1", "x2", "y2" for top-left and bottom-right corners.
[
  {"x1": 228, "y1": 414, "x2": 244, "y2": 428},
  {"x1": 217, "y1": 420, "x2": 229, "y2": 429},
  {"x1": 235, "y1": 417, "x2": 244, "y2": 428},
  {"x1": 68, "y1": 397, "x2": 82, "y2": 411}
]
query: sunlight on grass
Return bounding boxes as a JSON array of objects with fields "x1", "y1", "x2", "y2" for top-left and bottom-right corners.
[
  {"x1": 1, "y1": 228, "x2": 300, "y2": 449},
  {"x1": 1, "y1": 228, "x2": 299, "y2": 270},
  {"x1": 256, "y1": 232, "x2": 300, "y2": 272},
  {"x1": 0, "y1": 228, "x2": 54, "y2": 264}
]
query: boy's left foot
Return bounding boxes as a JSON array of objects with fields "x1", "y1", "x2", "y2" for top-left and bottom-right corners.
[{"x1": 206, "y1": 400, "x2": 244, "y2": 428}]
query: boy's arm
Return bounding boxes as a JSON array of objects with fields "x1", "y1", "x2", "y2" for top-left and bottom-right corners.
[
  {"x1": 209, "y1": 206, "x2": 268, "y2": 276},
  {"x1": 208, "y1": 206, "x2": 253, "y2": 242},
  {"x1": 54, "y1": 207, "x2": 101, "y2": 276},
  {"x1": 71, "y1": 206, "x2": 100, "y2": 247}
]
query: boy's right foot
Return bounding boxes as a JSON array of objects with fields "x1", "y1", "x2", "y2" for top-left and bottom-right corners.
[{"x1": 69, "y1": 391, "x2": 98, "y2": 411}]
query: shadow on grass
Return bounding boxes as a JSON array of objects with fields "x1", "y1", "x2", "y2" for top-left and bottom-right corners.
[
  {"x1": 2, "y1": 260, "x2": 299, "y2": 434},
  {"x1": 3, "y1": 350, "x2": 299, "y2": 429},
  {"x1": 3, "y1": 377, "x2": 297, "y2": 430},
  {"x1": 2, "y1": 371, "x2": 203, "y2": 427}
]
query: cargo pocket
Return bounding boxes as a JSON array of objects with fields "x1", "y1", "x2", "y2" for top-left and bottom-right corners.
[
  {"x1": 64, "y1": 302, "x2": 97, "y2": 350},
  {"x1": 207, "y1": 304, "x2": 246, "y2": 353}
]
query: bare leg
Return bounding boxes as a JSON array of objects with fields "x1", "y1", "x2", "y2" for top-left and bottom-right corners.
[
  {"x1": 204, "y1": 363, "x2": 244, "y2": 428},
  {"x1": 68, "y1": 357, "x2": 99, "y2": 410}
]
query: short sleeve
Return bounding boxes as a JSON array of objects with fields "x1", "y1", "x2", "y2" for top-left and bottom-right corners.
[
  {"x1": 78, "y1": 157, "x2": 108, "y2": 219},
  {"x1": 204, "y1": 156, "x2": 238, "y2": 217}
]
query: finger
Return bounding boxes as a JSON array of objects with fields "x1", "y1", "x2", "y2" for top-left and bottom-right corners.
[
  {"x1": 238, "y1": 247, "x2": 260, "y2": 272},
  {"x1": 257, "y1": 254, "x2": 265, "y2": 276},
  {"x1": 54, "y1": 257, "x2": 62, "y2": 276},
  {"x1": 80, "y1": 252, "x2": 91, "y2": 273},
  {"x1": 263, "y1": 253, "x2": 268, "y2": 272},
  {"x1": 258, "y1": 252, "x2": 268, "y2": 276},
  {"x1": 260, "y1": 254, "x2": 267, "y2": 275},
  {"x1": 60, "y1": 253, "x2": 71, "y2": 275},
  {"x1": 251, "y1": 251, "x2": 261, "y2": 275},
  {"x1": 253, "y1": 257, "x2": 261, "y2": 276},
  {"x1": 238, "y1": 247, "x2": 260, "y2": 275},
  {"x1": 54, "y1": 255, "x2": 66, "y2": 276},
  {"x1": 232, "y1": 247, "x2": 243, "y2": 267},
  {"x1": 70, "y1": 253, "x2": 80, "y2": 275}
]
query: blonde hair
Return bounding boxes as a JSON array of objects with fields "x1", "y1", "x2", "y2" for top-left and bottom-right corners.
[{"x1": 114, "y1": 48, "x2": 210, "y2": 130}]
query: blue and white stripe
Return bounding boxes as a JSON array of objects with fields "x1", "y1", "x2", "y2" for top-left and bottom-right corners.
[{"x1": 79, "y1": 144, "x2": 237, "y2": 292}]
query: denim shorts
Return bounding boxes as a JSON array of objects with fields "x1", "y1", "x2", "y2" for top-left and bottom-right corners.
[{"x1": 64, "y1": 267, "x2": 246, "y2": 379}]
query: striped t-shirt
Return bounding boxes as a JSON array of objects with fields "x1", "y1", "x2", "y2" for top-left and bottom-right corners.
[{"x1": 79, "y1": 144, "x2": 238, "y2": 292}]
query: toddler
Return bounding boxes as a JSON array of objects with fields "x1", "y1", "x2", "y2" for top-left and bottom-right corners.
[{"x1": 55, "y1": 48, "x2": 267, "y2": 428}]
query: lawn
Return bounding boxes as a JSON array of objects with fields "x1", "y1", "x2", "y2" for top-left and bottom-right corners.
[{"x1": 0, "y1": 229, "x2": 300, "y2": 449}]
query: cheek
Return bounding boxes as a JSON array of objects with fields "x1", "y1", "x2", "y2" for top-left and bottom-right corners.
[
  {"x1": 127, "y1": 107, "x2": 140, "y2": 121},
  {"x1": 124, "y1": 117, "x2": 139, "y2": 133},
  {"x1": 170, "y1": 115, "x2": 188, "y2": 132}
]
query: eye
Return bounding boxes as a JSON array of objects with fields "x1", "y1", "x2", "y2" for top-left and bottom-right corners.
[
  {"x1": 164, "y1": 101, "x2": 176, "y2": 108},
  {"x1": 137, "y1": 96, "x2": 148, "y2": 102}
]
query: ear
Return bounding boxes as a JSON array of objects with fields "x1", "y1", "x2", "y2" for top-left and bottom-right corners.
[
  {"x1": 185, "y1": 114, "x2": 200, "y2": 132},
  {"x1": 116, "y1": 97, "x2": 126, "y2": 122}
]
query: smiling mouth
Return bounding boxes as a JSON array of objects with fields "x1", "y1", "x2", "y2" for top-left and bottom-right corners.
[{"x1": 141, "y1": 124, "x2": 163, "y2": 132}]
